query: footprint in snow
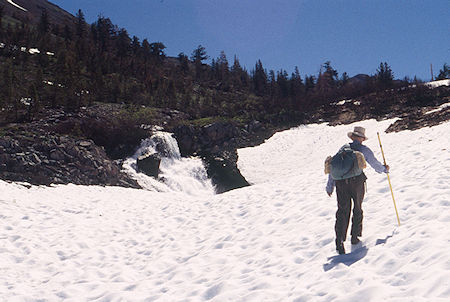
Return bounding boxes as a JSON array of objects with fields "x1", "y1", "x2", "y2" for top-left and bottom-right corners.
[{"x1": 203, "y1": 283, "x2": 224, "y2": 300}]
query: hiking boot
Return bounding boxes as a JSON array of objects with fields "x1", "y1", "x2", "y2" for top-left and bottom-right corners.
[
  {"x1": 351, "y1": 236, "x2": 360, "y2": 245},
  {"x1": 336, "y1": 241, "x2": 345, "y2": 255}
]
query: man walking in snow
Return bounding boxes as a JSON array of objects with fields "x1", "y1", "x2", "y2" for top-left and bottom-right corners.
[{"x1": 326, "y1": 126, "x2": 389, "y2": 254}]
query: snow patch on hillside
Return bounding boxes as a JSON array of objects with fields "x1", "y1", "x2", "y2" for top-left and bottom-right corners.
[
  {"x1": 425, "y1": 102, "x2": 450, "y2": 115},
  {"x1": 7, "y1": 0, "x2": 27, "y2": 12},
  {"x1": 426, "y1": 79, "x2": 450, "y2": 88}
]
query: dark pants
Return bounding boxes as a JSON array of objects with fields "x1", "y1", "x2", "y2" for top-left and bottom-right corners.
[{"x1": 335, "y1": 173, "x2": 367, "y2": 244}]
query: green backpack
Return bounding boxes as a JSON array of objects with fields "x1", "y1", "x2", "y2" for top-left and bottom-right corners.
[{"x1": 325, "y1": 144, "x2": 366, "y2": 180}]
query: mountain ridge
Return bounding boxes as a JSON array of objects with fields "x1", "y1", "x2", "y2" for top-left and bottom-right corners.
[{"x1": 1, "y1": 0, "x2": 75, "y2": 26}]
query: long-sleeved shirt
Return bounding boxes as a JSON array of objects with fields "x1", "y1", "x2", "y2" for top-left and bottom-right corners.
[{"x1": 326, "y1": 141, "x2": 388, "y2": 194}]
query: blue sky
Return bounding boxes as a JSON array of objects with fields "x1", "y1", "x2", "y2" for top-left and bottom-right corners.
[{"x1": 51, "y1": 0, "x2": 449, "y2": 81}]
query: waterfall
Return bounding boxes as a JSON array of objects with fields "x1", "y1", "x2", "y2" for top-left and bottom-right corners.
[{"x1": 122, "y1": 131, "x2": 215, "y2": 196}]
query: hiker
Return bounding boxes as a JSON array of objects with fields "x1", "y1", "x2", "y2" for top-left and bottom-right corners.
[{"x1": 326, "y1": 126, "x2": 389, "y2": 254}]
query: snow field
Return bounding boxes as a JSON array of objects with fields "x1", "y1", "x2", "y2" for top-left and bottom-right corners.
[
  {"x1": 1, "y1": 119, "x2": 449, "y2": 301},
  {"x1": 238, "y1": 119, "x2": 450, "y2": 301}
]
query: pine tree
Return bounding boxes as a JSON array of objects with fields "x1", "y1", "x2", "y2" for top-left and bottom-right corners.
[
  {"x1": 76, "y1": 9, "x2": 86, "y2": 38},
  {"x1": 63, "y1": 24, "x2": 72, "y2": 42},
  {"x1": 316, "y1": 61, "x2": 338, "y2": 97},
  {"x1": 177, "y1": 52, "x2": 189, "y2": 74},
  {"x1": 191, "y1": 45, "x2": 208, "y2": 80},
  {"x1": 131, "y1": 36, "x2": 140, "y2": 55},
  {"x1": 305, "y1": 75, "x2": 315, "y2": 93},
  {"x1": 141, "y1": 39, "x2": 151, "y2": 60},
  {"x1": 93, "y1": 15, "x2": 115, "y2": 53},
  {"x1": 436, "y1": 63, "x2": 449, "y2": 80},
  {"x1": 252, "y1": 60, "x2": 267, "y2": 96},
  {"x1": 116, "y1": 28, "x2": 131, "y2": 59},
  {"x1": 149, "y1": 42, "x2": 166, "y2": 63},
  {"x1": 231, "y1": 56, "x2": 242, "y2": 73},
  {"x1": 323, "y1": 61, "x2": 338, "y2": 82},
  {"x1": 268, "y1": 70, "x2": 276, "y2": 96},
  {"x1": 38, "y1": 9, "x2": 50, "y2": 35},
  {"x1": 231, "y1": 56, "x2": 249, "y2": 88},
  {"x1": 340, "y1": 72, "x2": 349, "y2": 87},
  {"x1": 191, "y1": 45, "x2": 208, "y2": 63},
  {"x1": 290, "y1": 66, "x2": 304, "y2": 97},
  {"x1": 376, "y1": 62, "x2": 394, "y2": 88},
  {"x1": 277, "y1": 69, "x2": 289, "y2": 98},
  {"x1": 215, "y1": 51, "x2": 229, "y2": 82}
]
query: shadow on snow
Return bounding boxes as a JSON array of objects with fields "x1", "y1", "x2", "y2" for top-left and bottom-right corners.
[
  {"x1": 375, "y1": 230, "x2": 396, "y2": 246},
  {"x1": 323, "y1": 245, "x2": 368, "y2": 271}
]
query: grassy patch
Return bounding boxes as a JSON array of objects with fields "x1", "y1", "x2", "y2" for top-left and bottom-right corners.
[
  {"x1": 118, "y1": 106, "x2": 159, "y2": 125},
  {"x1": 2, "y1": 15, "x2": 22, "y2": 28},
  {"x1": 186, "y1": 115, "x2": 248, "y2": 127}
]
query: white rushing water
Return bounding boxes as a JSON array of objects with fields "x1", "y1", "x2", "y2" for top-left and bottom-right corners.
[{"x1": 122, "y1": 131, "x2": 215, "y2": 196}]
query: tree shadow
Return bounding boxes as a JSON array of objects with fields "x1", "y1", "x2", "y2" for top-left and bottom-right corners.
[{"x1": 323, "y1": 245, "x2": 368, "y2": 272}]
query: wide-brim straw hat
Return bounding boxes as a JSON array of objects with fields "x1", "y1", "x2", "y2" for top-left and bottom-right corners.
[{"x1": 347, "y1": 126, "x2": 368, "y2": 140}]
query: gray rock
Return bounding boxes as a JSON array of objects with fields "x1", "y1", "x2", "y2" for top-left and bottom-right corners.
[
  {"x1": 203, "y1": 122, "x2": 234, "y2": 142},
  {"x1": 247, "y1": 120, "x2": 262, "y2": 132},
  {"x1": 201, "y1": 150, "x2": 249, "y2": 194},
  {"x1": 137, "y1": 153, "x2": 161, "y2": 178},
  {"x1": 31, "y1": 153, "x2": 41, "y2": 164},
  {"x1": 0, "y1": 139, "x2": 9, "y2": 148},
  {"x1": 67, "y1": 146, "x2": 81, "y2": 158},
  {"x1": 49, "y1": 149, "x2": 65, "y2": 161},
  {"x1": 79, "y1": 141, "x2": 92, "y2": 148},
  {"x1": 173, "y1": 124, "x2": 198, "y2": 156},
  {"x1": 0, "y1": 153, "x2": 9, "y2": 164}
]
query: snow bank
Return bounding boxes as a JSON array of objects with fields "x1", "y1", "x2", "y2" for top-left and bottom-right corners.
[
  {"x1": 425, "y1": 79, "x2": 450, "y2": 88},
  {"x1": 334, "y1": 99, "x2": 361, "y2": 106},
  {"x1": 1, "y1": 119, "x2": 449, "y2": 301},
  {"x1": 28, "y1": 48, "x2": 40, "y2": 55},
  {"x1": 425, "y1": 102, "x2": 450, "y2": 115}
]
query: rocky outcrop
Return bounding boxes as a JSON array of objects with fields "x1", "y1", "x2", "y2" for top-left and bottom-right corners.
[
  {"x1": 0, "y1": 103, "x2": 194, "y2": 187},
  {"x1": 136, "y1": 153, "x2": 161, "y2": 178},
  {"x1": 0, "y1": 127, "x2": 140, "y2": 188},
  {"x1": 201, "y1": 150, "x2": 250, "y2": 194},
  {"x1": 320, "y1": 85, "x2": 450, "y2": 127},
  {"x1": 173, "y1": 120, "x2": 278, "y2": 193},
  {"x1": 174, "y1": 121, "x2": 239, "y2": 156},
  {"x1": 386, "y1": 104, "x2": 450, "y2": 133},
  {"x1": 173, "y1": 124, "x2": 198, "y2": 155}
]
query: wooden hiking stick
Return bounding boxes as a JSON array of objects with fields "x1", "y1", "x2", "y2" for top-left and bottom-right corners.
[{"x1": 377, "y1": 132, "x2": 401, "y2": 226}]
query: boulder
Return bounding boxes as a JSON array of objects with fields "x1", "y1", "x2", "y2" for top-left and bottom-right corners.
[
  {"x1": 202, "y1": 122, "x2": 237, "y2": 145},
  {"x1": 49, "y1": 149, "x2": 66, "y2": 161},
  {"x1": 137, "y1": 153, "x2": 161, "y2": 178},
  {"x1": 201, "y1": 150, "x2": 249, "y2": 194},
  {"x1": 173, "y1": 124, "x2": 198, "y2": 156},
  {"x1": 247, "y1": 120, "x2": 263, "y2": 132},
  {"x1": 174, "y1": 122, "x2": 239, "y2": 156},
  {"x1": 79, "y1": 141, "x2": 92, "y2": 148}
]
